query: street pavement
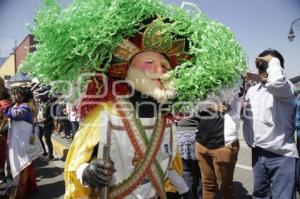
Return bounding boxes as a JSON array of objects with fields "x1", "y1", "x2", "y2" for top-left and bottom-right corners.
[
  {"x1": 233, "y1": 141, "x2": 253, "y2": 199},
  {"x1": 28, "y1": 157, "x2": 65, "y2": 199}
]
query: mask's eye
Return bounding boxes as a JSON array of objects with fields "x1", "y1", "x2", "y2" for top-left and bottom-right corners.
[
  {"x1": 161, "y1": 61, "x2": 170, "y2": 70},
  {"x1": 144, "y1": 59, "x2": 154, "y2": 64},
  {"x1": 161, "y1": 65, "x2": 167, "y2": 70}
]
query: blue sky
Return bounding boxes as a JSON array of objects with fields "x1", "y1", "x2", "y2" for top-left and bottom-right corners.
[{"x1": 0, "y1": 0, "x2": 299, "y2": 78}]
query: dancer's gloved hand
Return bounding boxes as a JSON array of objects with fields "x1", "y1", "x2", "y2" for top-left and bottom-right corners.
[{"x1": 82, "y1": 159, "x2": 116, "y2": 188}]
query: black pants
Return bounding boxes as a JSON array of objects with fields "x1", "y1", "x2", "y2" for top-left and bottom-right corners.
[
  {"x1": 70, "y1": 121, "x2": 79, "y2": 136},
  {"x1": 182, "y1": 159, "x2": 202, "y2": 199},
  {"x1": 58, "y1": 119, "x2": 71, "y2": 136},
  {"x1": 36, "y1": 124, "x2": 54, "y2": 156}
]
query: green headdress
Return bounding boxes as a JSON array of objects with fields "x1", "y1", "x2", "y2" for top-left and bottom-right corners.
[{"x1": 21, "y1": 0, "x2": 247, "y2": 106}]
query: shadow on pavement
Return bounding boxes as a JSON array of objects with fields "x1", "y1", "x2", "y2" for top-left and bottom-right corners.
[
  {"x1": 28, "y1": 159, "x2": 65, "y2": 198},
  {"x1": 36, "y1": 166, "x2": 64, "y2": 179},
  {"x1": 28, "y1": 180, "x2": 65, "y2": 199},
  {"x1": 33, "y1": 159, "x2": 64, "y2": 179}
]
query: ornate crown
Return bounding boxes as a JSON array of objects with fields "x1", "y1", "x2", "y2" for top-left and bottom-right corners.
[{"x1": 107, "y1": 19, "x2": 190, "y2": 78}]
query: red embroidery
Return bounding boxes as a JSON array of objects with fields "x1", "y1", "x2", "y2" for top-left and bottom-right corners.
[{"x1": 78, "y1": 75, "x2": 129, "y2": 118}]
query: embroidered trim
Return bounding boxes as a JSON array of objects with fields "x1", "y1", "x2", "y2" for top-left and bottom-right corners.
[
  {"x1": 133, "y1": 109, "x2": 166, "y2": 195},
  {"x1": 109, "y1": 97, "x2": 167, "y2": 199}
]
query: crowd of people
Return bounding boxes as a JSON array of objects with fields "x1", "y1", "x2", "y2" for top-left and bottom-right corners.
[
  {"x1": 0, "y1": 76, "x2": 81, "y2": 199},
  {"x1": 33, "y1": 86, "x2": 80, "y2": 161},
  {"x1": 0, "y1": 76, "x2": 41, "y2": 199}
]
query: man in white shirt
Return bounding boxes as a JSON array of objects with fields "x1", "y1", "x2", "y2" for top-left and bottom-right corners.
[{"x1": 243, "y1": 49, "x2": 298, "y2": 199}]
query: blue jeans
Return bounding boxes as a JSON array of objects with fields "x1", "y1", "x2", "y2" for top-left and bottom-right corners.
[
  {"x1": 70, "y1": 121, "x2": 79, "y2": 136},
  {"x1": 252, "y1": 147, "x2": 297, "y2": 199}
]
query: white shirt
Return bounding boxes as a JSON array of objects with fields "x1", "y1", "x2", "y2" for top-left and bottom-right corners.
[
  {"x1": 66, "y1": 103, "x2": 80, "y2": 122},
  {"x1": 243, "y1": 58, "x2": 298, "y2": 158},
  {"x1": 224, "y1": 96, "x2": 242, "y2": 145}
]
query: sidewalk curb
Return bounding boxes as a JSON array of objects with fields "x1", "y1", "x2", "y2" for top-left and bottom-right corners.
[{"x1": 51, "y1": 135, "x2": 70, "y2": 159}]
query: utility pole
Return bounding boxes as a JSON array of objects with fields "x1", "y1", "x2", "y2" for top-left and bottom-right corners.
[{"x1": 14, "y1": 39, "x2": 17, "y2": 74}]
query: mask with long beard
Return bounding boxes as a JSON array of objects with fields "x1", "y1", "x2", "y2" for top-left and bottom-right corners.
[{"x1": 125, "y1": 51, "x2": 176, "y2": 103}]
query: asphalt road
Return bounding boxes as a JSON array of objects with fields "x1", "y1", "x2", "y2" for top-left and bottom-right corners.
[{"x1": 28, "y1": 157, "x2": 65, "y2": 199}]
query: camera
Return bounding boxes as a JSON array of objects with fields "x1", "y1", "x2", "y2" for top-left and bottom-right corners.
[{"x1": 256, "y1": 59, "x2": 269, "y2": 71}]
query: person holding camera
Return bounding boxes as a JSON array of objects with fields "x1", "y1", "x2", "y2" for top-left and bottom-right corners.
[{"x1": 243, "y1": 49, "x2": 298, "y2": 199}]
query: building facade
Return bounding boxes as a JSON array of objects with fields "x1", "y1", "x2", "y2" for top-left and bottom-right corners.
[
  {"x1": 0, "y1": 53, "x2": 15, "y2": 80},
  {"x1": 15, "y1": 34, "x2": 35, "y2": 71},
  {"x1": 0, "y1": 34, "x2": 35, "y2": 80}
]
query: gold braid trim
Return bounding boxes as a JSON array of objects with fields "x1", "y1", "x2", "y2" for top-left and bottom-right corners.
[{"x1": 109, "y1": 98, "x2": 167, "y2": 199}]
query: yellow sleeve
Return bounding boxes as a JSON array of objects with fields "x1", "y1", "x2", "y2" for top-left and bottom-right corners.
[
  {"x1": 64, "y1": 102, "x2": 115, "y2": 199},
  {"x1": 164, "y1": 150, "x2": 183, "y2": 193}
]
